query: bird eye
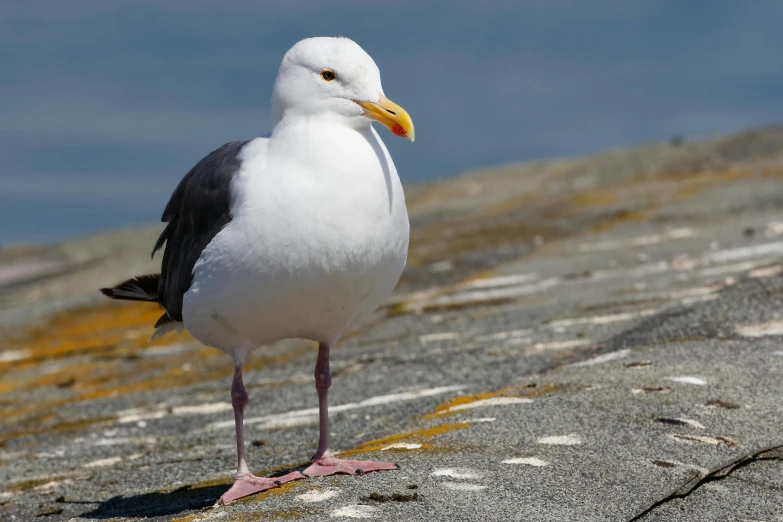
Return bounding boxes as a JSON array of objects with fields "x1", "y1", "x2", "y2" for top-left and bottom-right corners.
[{"x1": 320, "y1": 69, "x2": 336, "y2": 82}]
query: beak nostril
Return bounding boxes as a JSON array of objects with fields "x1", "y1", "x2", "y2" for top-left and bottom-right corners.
[{"x1": 386, "y1": 109, "x2": 396, "y2": 115}]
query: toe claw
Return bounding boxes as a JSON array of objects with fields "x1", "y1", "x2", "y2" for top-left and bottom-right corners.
[
  {"x1": 274, "y1": 480, "x2": 282, "y2": 486},
  {"x1": 355, "y1": 468, "x2": 365, "y2": 475}
]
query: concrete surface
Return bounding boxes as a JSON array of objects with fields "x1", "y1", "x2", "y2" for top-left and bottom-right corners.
[{"x1": 3, "y1": 126, "x2": 783, "y2": 521}]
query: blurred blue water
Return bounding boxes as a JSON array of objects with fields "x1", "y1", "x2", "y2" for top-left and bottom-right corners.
[{"x1": 2, "y1": 0, "x2": 782, "y2": 244}]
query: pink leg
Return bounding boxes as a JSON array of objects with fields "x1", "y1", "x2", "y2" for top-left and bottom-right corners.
[
  {"x1": 302, "y1": 343, "x2": 399, "y2": 478},
  {"x1": 219, "y1": 364, "x2": 304, "y2": 504}
]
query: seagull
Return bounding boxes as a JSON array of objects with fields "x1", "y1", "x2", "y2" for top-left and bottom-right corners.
[{"x1": 100, "y1": 36, "x2": 413, "y2": 504}]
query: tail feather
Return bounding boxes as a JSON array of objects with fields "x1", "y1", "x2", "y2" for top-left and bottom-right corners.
[
  {"x1": 100, "y1": 274, "x2": 160, "y2": 302},
  {"x1": 101, "y1": 274, "x2": 182, "y2": 341},
  {"x1": 149, "y1": 319, "x2": 183, "y2": 342}
]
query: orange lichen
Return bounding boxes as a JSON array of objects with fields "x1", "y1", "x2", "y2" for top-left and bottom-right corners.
[
  {"x1": 590, "y1": 209, "x2": 650, "y2": 234},
  {"x1": 338, "y1": 423, "x2": 471, "y2": 458},
  {"x1": 256, "y1": 480, "x2": 308, "y2": 500},
  {"x1": 7, "y1": 476, "x2": 65, "y2": 492},
  {"x1": 170, "y1": 515, "x2": 199, "y2": 522},
  {"x1": 564, "y1": 191, "x2": 617, "y2": 209},
  {"x1": 423, "y1": 383, "x2": 560, "y2": 421},
  {"x1": 0, "y1": 301, "x2": 317, "y2": 438},
  {"x1": 265, "y1": 508, "x2": 313, "y2": 519},
  {"x1": 402, "y1": 165, "x2": 765, "y2": 270},
  {"x1": 0, "y1": 414, "x2": 116, "y2": 443},
  {"x1": 165, "y1": 476, "x2": 232, "y2": 493},
  {"x1": 761, "y1": 166, "x2": 783, "y2": 178},
  {"x1": 424, "y1": 390, "x2": 503, "y2": 419},
  {"x1": 0, "y1": 301, "x2": 190, "y2": 374}
]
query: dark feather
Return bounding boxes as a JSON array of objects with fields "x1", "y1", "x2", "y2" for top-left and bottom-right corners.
[
  {"x1": 151, "y1": 219, "x2": 177, "y2": 259},
  {"x1": 100, "y1": 274, "x2": 160, "y2": 302},
  {"x1": 153, "y1": 140, "x2": 250, "y2": 323}
]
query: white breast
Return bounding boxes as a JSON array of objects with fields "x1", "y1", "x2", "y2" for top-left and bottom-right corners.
[{"x1": 182, "y1": 123, "x2": 409, "y2": 354}]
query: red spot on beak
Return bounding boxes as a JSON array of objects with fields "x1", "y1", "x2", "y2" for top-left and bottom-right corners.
[{"x1": 391, "y1": 123, "x2": 407, "y2": 137}]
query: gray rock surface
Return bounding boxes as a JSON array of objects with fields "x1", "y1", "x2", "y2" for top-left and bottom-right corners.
[{"x1": 3, "y1": 126, "x2": 783, "y2": 521}]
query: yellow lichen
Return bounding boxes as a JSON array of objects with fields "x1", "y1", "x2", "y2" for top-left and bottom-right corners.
[
  {"x1": 423, "y1": 383, "x2": 560, "y2": 421},
  {"x1": 0, "y1": 301, "x2": 316, "y2": 437},
  {"x1": 338, "y1": 423, "x2": 471, "y2": 458}
]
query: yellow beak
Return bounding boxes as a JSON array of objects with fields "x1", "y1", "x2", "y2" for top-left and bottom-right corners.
[{"x1": 355, "y1": 96, "x2": 415, "y2": 142}]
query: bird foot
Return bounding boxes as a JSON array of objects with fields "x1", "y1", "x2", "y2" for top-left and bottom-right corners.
[
  {"x1": 218, "y1": 471, "x2": 304, "y2": 504},
  {"x1": 302, "y1": 455, "x2": 399, "y2": 478}
]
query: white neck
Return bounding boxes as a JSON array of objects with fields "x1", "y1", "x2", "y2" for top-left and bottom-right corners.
[{"x1": 270, "y1": 110, "x2": 373, "y2": 143}]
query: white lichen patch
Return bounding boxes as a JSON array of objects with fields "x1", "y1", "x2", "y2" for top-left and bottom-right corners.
[
  {"x1": 189, "y1": 511, "x2": 227, "y2": 521},
  {"x1": 381, "y1": 443, "x2": 422, "y2": 451},
  {"x1": 548, "y1": 310, "x2": 658, "y2": 328},
  {"x1": 735, "y1": 320, "x2": 783, "y2": 338},
  {"x1": 526, "y1": 339, "x2": 592, "y2": 353},
  {"x1": 33, "y1": 479, "x2": 72, "y2": 493},
  {"x1": 432, "y1": 468, "x2": 483, "y2": 479},
  {"x1": 171, "y1": 402, "x2": 233, "y2": 415},
  {"x1": 297, "y1": 488, "x2": 340, "y2": 503},
  {"x1": 83, "y1": 456, "x2": 123, "y2": 468},
  {"x1": 476, "y1": 328, "x2": 531, "y2": 342},
  {"x1": 537, "y1": 434, "x2": 582, "y2": 446},
  {"x1": 419, "y1": 332, "x2": 463, "y2": 344},
  {"x1": 749, "y1": 265, "x2": 783, "y2": 278},
  {"x1": 330, "y1": 504, "x2": 378, "y2": 518},
  {"x1": 117, "y1": 410, "x2": 166, "y2": 424},
  {"x1": 666, "y1": 376, "x2": 707, "y2": 386},
  {"x1": 446, "y1": 397, "x2": 533, "y2": 413},
  {"x1": 503, "y1": 457, "x2": 549, "y2": 466},
  {"x1": 0, "y1": 349, "x2": 32, "y2": 363},
  {"x1": 667, "y1": 286, "x2": 722, "y2": 301},
  {"x1": 704, "y1": 241, "x2": 783, "y2": 263},
  {"x1": 569, "y1": 349, "x2": 631, "y2": 367},
  {"x1": 459, "y1": 273, "x2": 540, "y2": 290},
  {"x1": 765, "y1": 221, "x2": 783, "y2": 237},
  {"x1": 698, "y1": 259, "x2": 769, "y2": 277},
  {"x1": 93, "y1": 436, "x2": 156, "y2": 446},
  {"x1": 429, "y1": 260, "x2": 454, "y2": 273},
  {"x1": 430, "y1": 277, "x2": 560, "y2": 308},
  {"x1": 578, "y1": 228, "x2": 695, "y2": 252},
  {"x1": 506, "y1": 336, "x2": 534, "y2": 346}
]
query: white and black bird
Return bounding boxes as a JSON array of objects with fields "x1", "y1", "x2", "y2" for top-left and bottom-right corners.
[{"x1": 101, "y1": 36, "x2": 414, "y2": 504}]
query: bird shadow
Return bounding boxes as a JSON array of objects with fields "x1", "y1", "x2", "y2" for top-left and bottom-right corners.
[
  {"x1": 72, "y1": 465, "x2": 310, "y2": 519},
  {"x1": 73, "y1": 482, "x2": 228, "y2": 519}
]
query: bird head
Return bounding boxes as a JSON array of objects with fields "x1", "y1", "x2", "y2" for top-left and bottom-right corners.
[{"x1": 272, "y1": 37, "x2": 415, "y2": 142}]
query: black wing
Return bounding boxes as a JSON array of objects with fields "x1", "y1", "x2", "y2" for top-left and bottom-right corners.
[{"x1": 153, "y1": 140, "x2": 250, "y2": 325}]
